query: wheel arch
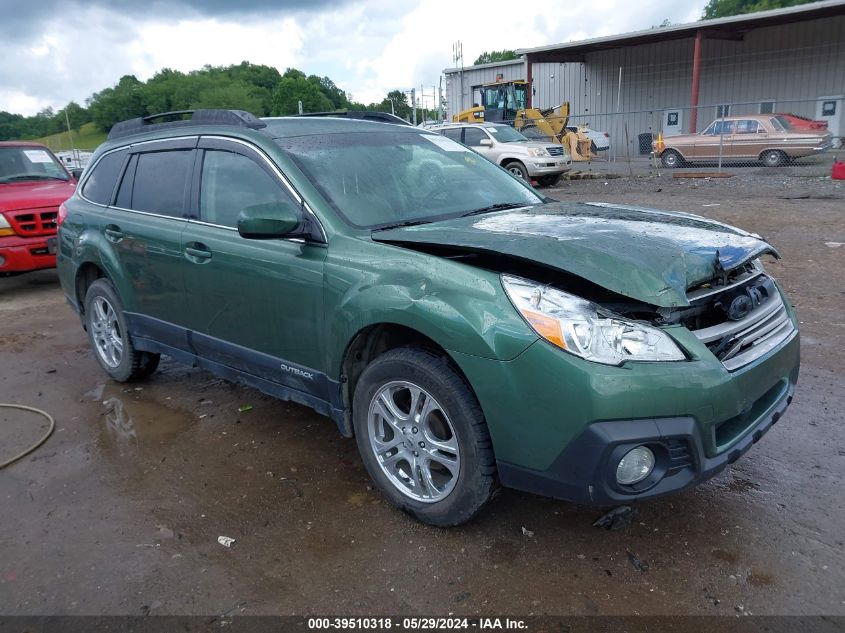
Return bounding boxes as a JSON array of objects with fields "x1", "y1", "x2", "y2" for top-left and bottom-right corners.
[
  {"x1": 660, "y1": 146, "x2": 687, "y2": 160},
  {"x1": 338, "y1": 322, "x2": 477, "y2": 438},
  {"x1": 758, "y1": 147, "x2": 789, "y2": 160},
  {"x1": 74, "y1": 261, "x2": 107, "y2": 316}
]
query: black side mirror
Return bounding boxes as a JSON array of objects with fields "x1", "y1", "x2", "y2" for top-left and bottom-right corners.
[{"x1": 237, "y1": 202, "x2": 301, "y2": 239}]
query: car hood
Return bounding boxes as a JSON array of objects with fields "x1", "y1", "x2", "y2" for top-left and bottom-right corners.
[
  {"x1": 371, "y1": 201, "x2": 777, "y2": 308},
  {"x1": 0, "y1": 180, "x2": 76, "y2": 213}
]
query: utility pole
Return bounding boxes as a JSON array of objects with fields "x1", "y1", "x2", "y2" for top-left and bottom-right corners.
[
  {"x1": 64, "y1": 108, "x2": 76, "y2": 159},
  {"x1": 452, "y1": 41, "x2": 463, "y2": 116},
  {"x1": 438, "y1": 76, "x2": 443, "y2": 121},
  {"x1": 411, "y1": 88, "x2": 417, "y2": 126}
]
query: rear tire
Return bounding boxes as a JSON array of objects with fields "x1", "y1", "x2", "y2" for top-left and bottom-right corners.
[
  {"x1": 661, "y1": 150, "x2": 682, "y2": 168},
  {"x1": 503, "y1": 161, "x2": 529, "y2": 181},
  {"x1": 84, "y1": 279, "x2": 160, "y2": 382},
  {"x1": 352, "y1": 347, "x2": 496, "y2": 526},
  {"x1": 761, "y1": 149, "x2": 787, "y2": 167}
]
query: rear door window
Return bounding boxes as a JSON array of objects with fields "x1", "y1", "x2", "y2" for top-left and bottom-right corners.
[
  {"x1": 441, "y1": 128, "x2": 463, "y2": 143},
  {"x1": 463, "y1": 127, "x2": 487, "y2": 147},
  {"x1": 118, "y1": 150, "x2": 194, "y2": 217}
]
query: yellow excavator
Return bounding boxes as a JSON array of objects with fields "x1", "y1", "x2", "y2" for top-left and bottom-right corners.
[{"x1": 452, "y1": 79, "x2": 594, "y2": 161}]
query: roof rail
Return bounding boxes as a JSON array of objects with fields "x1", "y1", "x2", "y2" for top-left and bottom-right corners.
[
  {"x1": 293, "y1": 110, "x2": 412, "y2": 126},
  {"x1": 107, "y1": 109, "x2": 267, "y2": 140}
]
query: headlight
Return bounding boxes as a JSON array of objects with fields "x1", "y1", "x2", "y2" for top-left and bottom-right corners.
[
  {"x1": 0, "y1": 214, "x2": 14, "y2": 237},
  {"x1": 501, "y1": 274, "x2": 686, "y2": 365},
  {"x1": 527, "y1": 147, "x2": 550, "y2": 157}
]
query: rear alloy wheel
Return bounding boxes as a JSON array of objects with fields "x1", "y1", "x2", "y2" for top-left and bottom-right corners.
[
  {"x1": 504, "y1": 161, "x2": 529, "y2": 181},
  {"x1": 84, "y1": 279, "x2": 160, "y2": 382},
  {"x1": 353, "y1": 347, "x2": 496, "y2": 526},
  {"x1": 761, "y1": 149, "x2": 787, "y2": 167},
  {"x1": 661, "y1": 150, "x2": 682, "y2": 168}
]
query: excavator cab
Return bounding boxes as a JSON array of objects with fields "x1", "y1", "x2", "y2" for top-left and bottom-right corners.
[{"x1": 480, "y1": 81, "x2": 528, "y2": 124}]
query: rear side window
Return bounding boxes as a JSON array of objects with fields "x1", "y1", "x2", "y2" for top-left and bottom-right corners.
[
  {"x1": 82, "y1": 151, "x2": 125, "y2": 205},
  {"x1": 118, "y1": 150, "x2": 193, "y2": 216}
]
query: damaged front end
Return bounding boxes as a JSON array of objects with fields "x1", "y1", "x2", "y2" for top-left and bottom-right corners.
[{"x1": 657, "y1": 258, "x2": 797, "y2": 371}]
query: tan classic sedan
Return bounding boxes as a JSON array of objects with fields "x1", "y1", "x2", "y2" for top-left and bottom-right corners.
[{"x1": 655, "y1": 114, "x2": 833, "y2": 168}]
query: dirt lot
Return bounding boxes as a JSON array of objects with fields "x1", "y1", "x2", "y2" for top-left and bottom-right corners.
[{"x1": 1, "y1": 174, "x2": 843, "y2": 617}]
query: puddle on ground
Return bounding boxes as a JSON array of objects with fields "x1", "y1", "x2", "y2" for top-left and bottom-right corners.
[{"x1": 92, "y1": 385, "x2": 194, "y2": 451}]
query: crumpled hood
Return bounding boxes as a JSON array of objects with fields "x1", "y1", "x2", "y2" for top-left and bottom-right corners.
[
  {"x1": 371, "y1": 201, "x2": 777, "y2": 308},
  {"x1": 0, "y1": 180, "x2": 76, "y2": 213}
]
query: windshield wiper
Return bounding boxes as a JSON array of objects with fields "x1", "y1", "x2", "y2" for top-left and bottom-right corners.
[
  {"x1": 459, "y1": 202, "x2": 527, "y2": 218},
  {"x1": 0, "y1": 174, "x2": 68, "y2": 183},
  {"x1": 371, "y1": 218, "x2": 436, "y2": 232}
]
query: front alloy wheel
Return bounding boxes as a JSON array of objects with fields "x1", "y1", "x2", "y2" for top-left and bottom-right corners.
[
  {"x1": 368, "y1": 381, "x2": 460, "y2": 502},
  {"x1": 352, "y1": 347, "x2": 496, "y2": 526}
]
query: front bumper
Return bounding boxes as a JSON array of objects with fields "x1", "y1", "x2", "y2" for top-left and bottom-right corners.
[
  {"x1": 450, "y1": 315, "x2": 800, "y2": 506},
  {"x1": 0, "y1": 235, "x2": 57, "y2": 274},
  {"x1": 497, "y1": 373, "x2": 795, "y2": 505},
  {"x1": 527, "y1": 158, "x2": 571, "y2": 176}
]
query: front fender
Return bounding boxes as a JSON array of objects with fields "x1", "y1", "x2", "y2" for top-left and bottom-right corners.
[{"x1": 323, "y1": 236, "x2": 537, "y2": 378}]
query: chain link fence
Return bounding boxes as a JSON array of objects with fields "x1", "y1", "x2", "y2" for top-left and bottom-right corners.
[{"x1": 513, "y1": 96, "x2": 841, "y2": 178}]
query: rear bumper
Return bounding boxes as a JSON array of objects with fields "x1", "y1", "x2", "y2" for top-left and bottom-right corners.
[{"x1": 0, "y1": 235, "x2": 57, "y2": 274}]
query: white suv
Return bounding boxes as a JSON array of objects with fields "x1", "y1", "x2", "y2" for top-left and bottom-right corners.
[{"x1": 429, "y1": 123, "x2": 571, "y2": 186}]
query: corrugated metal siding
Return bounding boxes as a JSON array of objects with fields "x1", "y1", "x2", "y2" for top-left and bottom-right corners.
[
  {"x1": 527, "y1": 14, "x2": 844, "y2": 153},
  {"x1": 447, "y1": 15, "x2": 844, "y2": 151}
]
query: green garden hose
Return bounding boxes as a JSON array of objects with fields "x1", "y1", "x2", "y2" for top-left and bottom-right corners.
[{"x1": 0, "y1": 404, "x2": 55, "y2": 469}]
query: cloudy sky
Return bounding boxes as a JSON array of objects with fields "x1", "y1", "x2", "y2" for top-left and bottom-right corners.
[{"x1": 0, "y1": 0, "x2": 706, "y2": 116}]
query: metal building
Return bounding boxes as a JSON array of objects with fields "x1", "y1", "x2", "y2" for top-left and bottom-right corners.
[{"x1": 444, "y1": 0, "x2": 845, "y2": 153}]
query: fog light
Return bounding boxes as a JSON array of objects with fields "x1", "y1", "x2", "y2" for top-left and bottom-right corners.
[{"x1": 616, "y1": 446, "x2": 655, "y2": 485}]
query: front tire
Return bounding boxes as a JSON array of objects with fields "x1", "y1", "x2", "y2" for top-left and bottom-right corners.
[
  {"x1": 353, "y1": 347, "x2": 496, "y2": 526},
  {"x1": 661, "y1": 149, "x2": 682, "y2": 168},
  {"x1": 84, "y1": 279, "x2": 160, "y2": 382},
  {"x1": 504, "y1": 161, "x2": 529, "y2": 181}
]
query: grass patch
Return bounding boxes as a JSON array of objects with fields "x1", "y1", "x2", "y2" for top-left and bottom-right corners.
[{"x1": 30, "y1": 122, "x2": 107, "y2": 152}]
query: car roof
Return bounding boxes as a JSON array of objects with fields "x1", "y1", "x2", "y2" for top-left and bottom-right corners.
[
  {"x1": 427, "y1": 122, "x2": 509, "y2": 130},
  {"x1": 715, "y1": 114, "x2": 776, "y2": 121},
  {"x1": 262, "y1": 116, "x2": 427, "y2": 138}
]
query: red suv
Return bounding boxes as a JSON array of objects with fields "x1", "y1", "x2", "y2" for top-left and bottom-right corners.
[{"x1": 0, "y1": 142, "x2": 78, "y2": 276}]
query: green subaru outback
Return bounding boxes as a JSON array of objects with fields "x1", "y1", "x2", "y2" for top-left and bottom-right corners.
[{"x1": 57, "y1": 110, "x2": 799, "y2": 526}]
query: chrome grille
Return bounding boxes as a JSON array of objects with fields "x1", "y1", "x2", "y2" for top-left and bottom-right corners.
[
  {"x1": 692, "y1": 291, "x2": 795, "y2": 371},
  {"x1": 546, "y1": 146, "x2": 565, "y2": 157}
]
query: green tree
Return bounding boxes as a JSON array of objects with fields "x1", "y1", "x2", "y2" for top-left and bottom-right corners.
[
  {"x1": 87, "y1": 75, "x2": 146, "y2": 131},
  {"x1": 368, "y1": 90, "x2": 412, "y2": 120},
  {"x1": 702, "y1": 0, "x2": 820, "y2": 19},
  {"x1": 55, "y1": 102, "x2": 88, "y2": 131},
  {"x1": 192, "y1": 82, "x2": 266, "y2": 114},
  {"x1": 472, "y1": 50, "x2": 519, "y2": 65},
  {"x1": 271, "y1": 69, "x2": 334, "y2": 115}
]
